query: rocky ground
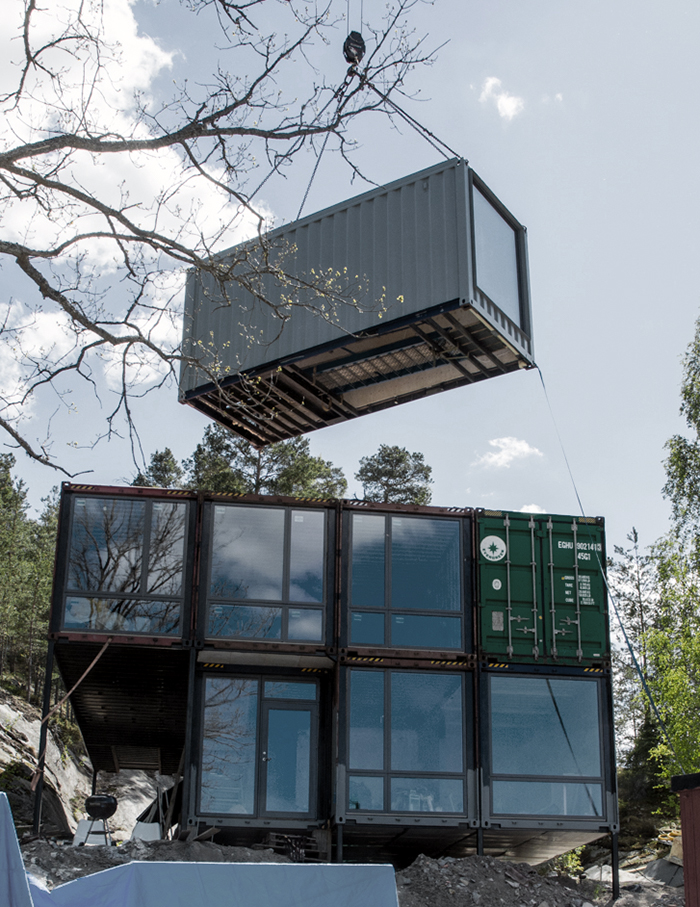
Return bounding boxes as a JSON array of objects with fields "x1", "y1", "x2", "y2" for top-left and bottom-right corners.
[
  {"x1": 16, "y1": 839, "x2": 685, "y2": 907},
  {"x1": 395, "y1": 854, "x2": 683, "y2": 907}
]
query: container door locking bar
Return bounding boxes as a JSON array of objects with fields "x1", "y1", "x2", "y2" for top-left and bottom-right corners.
[
  {"x1": 504, "y1": 515, "x2": 513, "y2": 658},
  {"x1": 547, "y1": 517, "x2": 560, "y2": 658},
  {"x1": 529, "y1": 516, "x2": 540, "y2": 660},
  {"x1": 572, "y1": 520, "x2": 583, "y2": 660}
]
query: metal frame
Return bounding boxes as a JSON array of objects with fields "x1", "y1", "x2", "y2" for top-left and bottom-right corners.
[
  {"x1": 197, "y1": 500, "x2": 334, "y2": 647},
  {"x1": 478, "y1": 663, "x2": 619, "y2": 835},
  {"x1": 52, "y1": 484, "x2": 196, "y2": 641},
  {"x1": 341, "y1": 510, "x2": 472, "y2": 654},
  {"x1": 189, "y1": 664, "x2": 332, "y2": 830},
  {"x1": 337, "y1": 665, "x2": 478, "y2": 829}
]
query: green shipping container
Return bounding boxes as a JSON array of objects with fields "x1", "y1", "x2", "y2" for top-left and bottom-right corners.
[{"x1": 476, "y1": 510, "x2": 608, "y2": 664}]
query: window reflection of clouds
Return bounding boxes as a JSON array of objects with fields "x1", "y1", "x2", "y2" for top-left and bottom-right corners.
[
  {"x1": 210, "y1": 507, "x2": 284, "y2": 600},
  {"x1": 490, "y1": 676, "x2": 601, "y2": 777},
  {"x1": 351, "y1": 515, "x2": 385, "y2": 609},
  {"x1": 391, "y1": 673, "x2": 463, "y2": 773},
  {"x1": 288, "y1": 609, "x2": 323, "y2": 641},
  {"x1": 289, "y1": 511, "x2": 324, "y2": 603},
  {"x1": 391, "y1": 518, "x2": 461, "y2": 612},
  {"x1": 201, "y1": 678, "x2": 258, "y2": 815}
]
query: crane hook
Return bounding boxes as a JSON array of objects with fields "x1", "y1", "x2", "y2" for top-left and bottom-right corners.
[{"x1": 343, "y1": 31, "x2": 365, "y2": 65}]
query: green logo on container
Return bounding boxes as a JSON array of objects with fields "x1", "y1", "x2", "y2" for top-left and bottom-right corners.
[{"x1": 481, "y1": 535, "x2": 507, "y2": 562}]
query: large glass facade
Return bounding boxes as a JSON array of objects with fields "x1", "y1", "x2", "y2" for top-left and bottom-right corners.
[
  {"x1": 488, "y1": 675, "x2": 605, "y2": 818},
  {"x1": 200, "y1": 675, "x2": 317, "y2": 818},
  {"x1": 206, "y1": 505, "x2": 326, "y2": 642},
  {"x1": 63, "y1": 496, "x2": 187, "y2": 634},
  {"x1": 349, "y1": 514, "x2": 463, "y2": 650},
  {"x1": 347, "y1": 669, "x2": 467, "y2": 814}
]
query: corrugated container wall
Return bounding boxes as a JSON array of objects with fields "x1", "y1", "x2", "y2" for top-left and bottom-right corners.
[
  {"x1": 180, "y1": 159, "x2": 535, "y2": 446},
  {"x1": 476, "y1": 510, "x2": 609, "y2": 665}
]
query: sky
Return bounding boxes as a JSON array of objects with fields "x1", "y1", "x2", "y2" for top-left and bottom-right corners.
[{"x1": 2, "y1": 0, "x2": 699, "y2": 557}]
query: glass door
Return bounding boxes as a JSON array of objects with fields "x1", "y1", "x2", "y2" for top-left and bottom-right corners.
[
  {"x1": 260, "y1": 681, "x2": 317, "y2": 817},
  {"x1": 199, "y1": 676, "x2": 318, "y2": 820}
]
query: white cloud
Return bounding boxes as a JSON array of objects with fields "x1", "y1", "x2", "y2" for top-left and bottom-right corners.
[
  {"x1": 472, "y1": 437, "x2": 543, "y2": 469},
  {"x1": 479, "y1": 77, "x2": 525, "y2": 120},
  {"x1": 518, "y1": 504, "x2": 547, "y2": 514}
]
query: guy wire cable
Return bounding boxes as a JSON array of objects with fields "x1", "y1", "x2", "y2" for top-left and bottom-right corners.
[{"x1": 537, "y1": 364, "x2": 686, "y2": 772}]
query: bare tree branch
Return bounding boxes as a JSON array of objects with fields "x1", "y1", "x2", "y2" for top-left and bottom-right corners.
[{"x1": 0, "y1": 0, "x2": 437, "y2": 473}]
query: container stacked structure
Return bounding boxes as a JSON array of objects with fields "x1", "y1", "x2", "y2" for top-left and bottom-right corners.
[{"x1": 46, "y1": 485, "x2": 617, "y2": 864}]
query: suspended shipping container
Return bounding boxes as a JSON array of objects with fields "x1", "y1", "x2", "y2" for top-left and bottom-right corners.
[{"x1": 180, "y1": 158, "x2": 534, "y2": 446}]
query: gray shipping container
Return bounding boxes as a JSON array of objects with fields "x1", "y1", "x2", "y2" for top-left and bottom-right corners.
[{"x1": 180, "y1": 158, "x2": 535, "y2": 445}]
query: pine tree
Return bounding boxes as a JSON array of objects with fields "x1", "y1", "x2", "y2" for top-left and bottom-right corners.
[
  {"x1": 133, "y1": 448, "x2": 185, "y2": 488},
  {"x1": 183, "y1": 426, "x2": 347, "y2": 498},
  {"x1": 355, "y1": 444, "x2": 432, "y2": 505}
]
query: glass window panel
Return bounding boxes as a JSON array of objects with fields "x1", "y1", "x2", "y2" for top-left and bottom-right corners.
[
  {"x1": 210, "y1": 507, "x2": 284, "y2": 600},
  {"x1": 391, "y1": 614, "x2": 461, "y2": 649},
  {"x1": 201, "y1": 678, "x2": 258, "y2": 815},
  {"x1": 287, "y1": 608, "x2": 323, "y2": 642},
  {"x1": 390, "y1": 777, "x2": 463, "y2": 813},
  {"x1": 264, "y1": 682, "x2": 317, "y2": 701},
  {"x1": 289, "y1": 511, "x2": 325, "y2": 603},
  {"x1": 490, "y1": 676, "x2": 601, "y2": 777},
  {"x1": 265, "y1": 709, "x2": 311, "y2": 813},
  {"x1": 391, "y1": 673, "x2": 463, "y2": 773},
  {"x1": 208, "y1": 604, "x2": 282, "y2": 639},
  {"x1": 63, "y1": 597, "x2": 180, "y2": 635},
  {"x1": 472, "y1": 186, "x2": 521, "y2": 326},
  {"x1": 349, "y1": 671, "x2": 384, "y2": 771},
  {"x1": 147, "y1": 502, "x2": 187, "y2": 596},
  {"x1": 351, "y1": 612, "x2": 385, "y2": 646},
  {"x1": 351, "y1": 515, "x2": 385, "y2": 609},
  {"x1": 391, "y1": 519, "x2": 460, "y2": 612},
  {"x1": 492, "y1": 781, "x2": 603, "y2": 817},
  {"x1": 68, "y1": 498, "x2": 145, "y2": 593},
  {"x1": 348, "y1": 776, "x2": 384, "y2": 811}
]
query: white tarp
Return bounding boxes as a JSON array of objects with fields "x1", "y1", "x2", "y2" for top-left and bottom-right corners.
[
  {"x1": 30, "y1": 860, "x2": 399, "y2": 907},
  {"x1": 0, "y1": 792, "x2": 34, "y2": 907},
  {"x1": 2, "y1": 791, "x2": 398, "y2": 907}
]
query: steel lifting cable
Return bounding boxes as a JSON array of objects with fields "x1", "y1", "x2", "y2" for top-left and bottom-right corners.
[
  {"x1": 296, "y1": 67, "x2": 360, "y2": 220},
  {"x1": 536, "y1": 365, "x2": 686, "y2": 772},
  {"x1": 360, "y1": 77, "x2": 461, "y2": 161}
]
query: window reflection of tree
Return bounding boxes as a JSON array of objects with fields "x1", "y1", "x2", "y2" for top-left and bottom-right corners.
[
  {"x1": 201, "y1": 678, "x2": 258, "y2": 814},
  {"x1": 66, "y1": 498, "x2": 185, "y2": 632},
  {"x1": 69, "y1": 499, "x2": 145, "y2": 593},
  {"x1": 209, "y1": 606, "x2": 280, "y2": 639},
  {"x1": 147, "y1": 503, "x2": 186, "y2": 595},
  {"x1": 71, "y1": 598, "x2": 181, "y2": 634}
]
